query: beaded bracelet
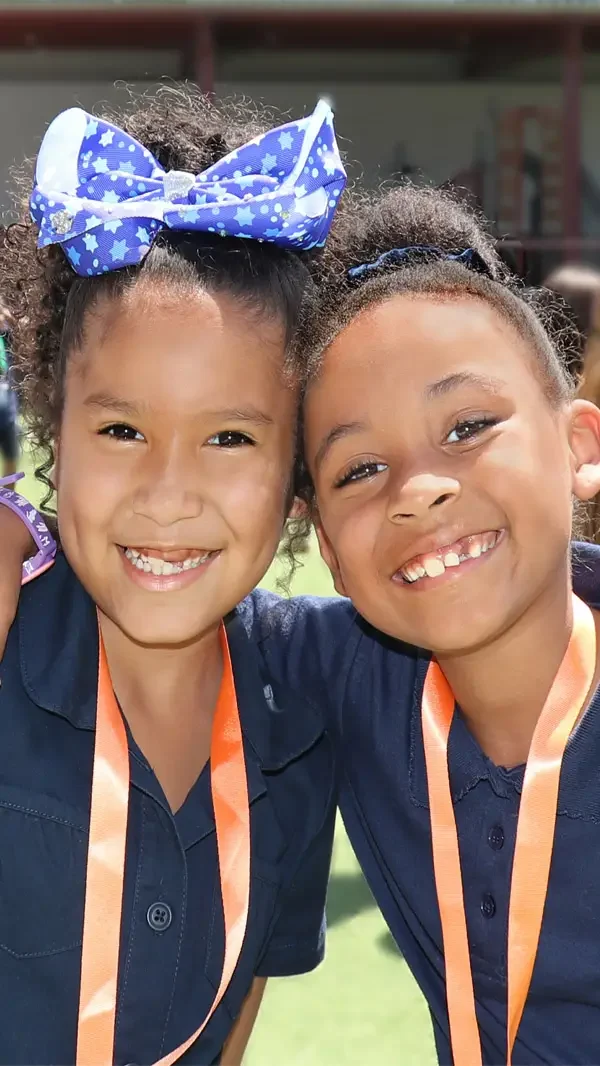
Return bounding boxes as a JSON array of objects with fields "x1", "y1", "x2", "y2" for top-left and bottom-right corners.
[{"x1": 0, "y1": 473, "x2": 57, "y2": 584}]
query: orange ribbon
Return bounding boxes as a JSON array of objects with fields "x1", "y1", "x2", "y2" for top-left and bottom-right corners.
[
  {"x1": 76, "y1": 621, "x2": 250, "y2": 1066},
  {"x1": 422, "y1": 594, "x2": 597, "y2": 1066}
]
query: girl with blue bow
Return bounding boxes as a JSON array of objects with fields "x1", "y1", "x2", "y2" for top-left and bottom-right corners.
[{"x1": 0, "y1": 86, "x2": 345, "y2": 1066}]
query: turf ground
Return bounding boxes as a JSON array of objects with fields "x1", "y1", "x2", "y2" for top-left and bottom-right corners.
[{"x1": 18, "y1": 449, "x2": 436, "y2": 1066}]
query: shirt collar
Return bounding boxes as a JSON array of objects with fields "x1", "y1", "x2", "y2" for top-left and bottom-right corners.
[
  {"x1": 19, "y1": 551, "x2": 98, "y2": 730},
  {"x1": 409, "y1": 541, "x2": 600, "y2": 809},
  {"x1": 18, "y1": 551, "x2": 325, "y2": 771}
]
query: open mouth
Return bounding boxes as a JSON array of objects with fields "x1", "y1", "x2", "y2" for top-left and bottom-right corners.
[
  {"x1": 395, "y1": 529, "x2": 504, "y2": 586},
  {"x1": 121, "y1": 546, "x2": 218, "y2": 577}
]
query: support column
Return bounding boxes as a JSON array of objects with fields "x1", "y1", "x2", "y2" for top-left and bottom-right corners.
[
  {"x1": 194, "y1": 18, "x2": 214, "y2": 96},
  {"x1": 562, "y1": 21, "x2": 583, "y2": 242}
]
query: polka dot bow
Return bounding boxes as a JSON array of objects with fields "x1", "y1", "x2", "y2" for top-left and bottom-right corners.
[{"x1": 30, "y1": 100, "x2": 346, "y2": 277}]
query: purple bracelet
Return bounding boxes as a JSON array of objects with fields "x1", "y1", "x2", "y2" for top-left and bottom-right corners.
[{"x1": 0, "y1": 473, "x2": 57, "y2": 584}]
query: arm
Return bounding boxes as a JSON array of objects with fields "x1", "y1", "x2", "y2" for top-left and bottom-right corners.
[
  {"x1": 220, "y1": 977, "x2": 267, "y2": 1066},
  {"x1": 0, "y1": 484, "x2": 57, "y2": 657},
  {"x1": 0, "y1": 505, "x2": 33, "y2": 657},
  {"x1": 243, "y1": 587, "x2": 357, "y2": 716}
]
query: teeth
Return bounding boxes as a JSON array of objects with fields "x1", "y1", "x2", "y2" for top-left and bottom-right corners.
[
  {"x1": 400, "y1": 532, "x2": 500, "y2": 586},
  {"x1": 403, "y1": 565, "x2": 421, "y2": 582},
  {"x1": 124, "y1": 548, "x2": 211, "y2": 576},
  {"x1": 423, "y1": 558, "x2": 445, "y2": 579}
]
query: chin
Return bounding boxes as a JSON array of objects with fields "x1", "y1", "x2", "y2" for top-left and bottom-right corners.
[
  {"x1": 372, "y1": 597, "x2": 499, "y2": 656},
  {"x1": 419, "y1": 614, "x2": 508, "y2": 658},
  {"x1": 103, "y1": 606, "x2": 214, "y2": 650}
]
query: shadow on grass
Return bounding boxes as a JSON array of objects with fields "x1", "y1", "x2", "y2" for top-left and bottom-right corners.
[
  {"x1": 327, "y1": 870, "x2": 376, "y2": 927},
  {"x1": 326, "y1": 870, "x2": 405, "y2": 961},
  {"x1": 378, "y1": 929, "x2": 404, "y2": 959}
]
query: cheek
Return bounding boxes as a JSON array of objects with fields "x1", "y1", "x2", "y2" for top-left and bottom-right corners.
[
  {"x1": 55, "y1": 421, "x2": 126, "y2": 538},
  {"x1": 321, "y1": 493, "x2": 382, "y2": 573},
  {"x1": 216, "y1": 451, "x2": 291, "y2": 542},
  {"x1": 486, "y1": 421, "x2": 573, "y2": 525}
]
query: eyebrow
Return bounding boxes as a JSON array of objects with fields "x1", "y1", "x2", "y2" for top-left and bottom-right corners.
[
  {"x1": 426, "y1": 371, "x2": 506, "y2": 400},
  {"x1": 313, "y1": 371, "x2": 505, "y2": 471},
  {"x1": 84, "y1": 392, "x2": 142, "y2": 417},
  {"x1": 209, "y1": 407, "x2": 274, "y2": 426},
  {"x1": 84, "y1": 394, "x2": 274, "y2": 426},
  {"x1": 314, "y1": 421, "x2": 366, "y2": 471}
]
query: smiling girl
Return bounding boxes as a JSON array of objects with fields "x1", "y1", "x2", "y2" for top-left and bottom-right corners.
[
  {"x1": 0, "y1": 87, "x2": 344, "y2": 1066},
  {"x1": 296, "y1": 184, "x2": 600, "y2": 1064}
]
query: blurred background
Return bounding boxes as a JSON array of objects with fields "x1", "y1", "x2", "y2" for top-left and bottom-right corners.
[
  {"x1": 2, "y1": 0, "x2": 600, "y2": 281},
  {"x1": 6, "y1": 0, "x2": 600, "y2": 1062}
]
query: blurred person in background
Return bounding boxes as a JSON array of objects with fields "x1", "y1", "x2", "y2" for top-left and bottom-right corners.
[
  {"x1": 545, "y1": 263, "x2": 600, "y2": 539},
  {"x1": 0, "y1": 301, "x2": 18, "y2": 478}
]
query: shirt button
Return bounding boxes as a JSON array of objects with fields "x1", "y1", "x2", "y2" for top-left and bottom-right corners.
[
  {"x1": 481, "y1": 893, "x2": 496, "y2": 919},
  {"x1": 488, "y1": 825, "x2": 505, "y2": 851},
  {"x1": 147, "y1": 902, "x2": 173, "y2": 932}
]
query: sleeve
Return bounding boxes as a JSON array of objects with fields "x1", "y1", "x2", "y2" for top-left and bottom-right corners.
[
  {"x1": 242, "y1": 588, "x2": 358, "y2": 717},
  {"x1": 254, "y1": 791, "x2": 337, "y2": 978}
]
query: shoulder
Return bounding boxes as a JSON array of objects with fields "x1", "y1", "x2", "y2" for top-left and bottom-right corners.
[
  {"x1": 234, "y1": 587, "x2": 425, "y2": 738},
  {"x1": 235, "y1": 588, "x2": 358, "y2": 716},
  {"x1": 236, "y1": 587, "x2": 357, "y2": 650}
]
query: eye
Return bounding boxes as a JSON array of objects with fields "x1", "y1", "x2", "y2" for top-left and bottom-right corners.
[
  {"x1": 206, "y1": 430, "x2": 256, "y2": 448},
  {"x1": 335, "y1": 460, "x2": 388, "y2": 488},
  {"x1": 99, "y1": 423, "x2": 144, "y2": 442},
  {"x1": 445, "y1": 417, "x2": 498, "y2": 445}
]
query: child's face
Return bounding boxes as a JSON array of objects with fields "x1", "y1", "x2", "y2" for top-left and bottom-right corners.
[
  {"x1": 55, "y1": 281, "x2": 297, "y2": 647},
  {"x1": 304, "y1": 294, "x2": 600, "y2": 655}
]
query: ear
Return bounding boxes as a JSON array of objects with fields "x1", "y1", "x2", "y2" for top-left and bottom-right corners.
[
  {"x1": 314, "y1": 516, "x2": 348, "y2": 597},
  {"x1": 570, "y1": 399, "x2": 600, "y2": 501}
]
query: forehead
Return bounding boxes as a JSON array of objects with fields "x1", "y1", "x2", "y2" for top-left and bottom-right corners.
[
  {"x1": 318, "y1": 293, "x2": 532, "y2": 393},
  {"x1": 70, "y1": 284, "x2": 293, "y2": 415}
]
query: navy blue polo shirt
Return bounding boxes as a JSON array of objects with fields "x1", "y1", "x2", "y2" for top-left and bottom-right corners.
[
  {"x1": 251, "y1": 542, "x2": 600, "y2": 1065},
  {"x1": 0, "y1": 552, "x2": 336, "y2": 1066}
]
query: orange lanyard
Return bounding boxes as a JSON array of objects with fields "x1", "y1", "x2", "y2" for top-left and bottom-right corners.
[
  {"x1": 422, "y1": 595, "x2": 597, "y2": 1066},
  {"x1": 76, "y1": 621, "x2": 250, "y2": 1066}
]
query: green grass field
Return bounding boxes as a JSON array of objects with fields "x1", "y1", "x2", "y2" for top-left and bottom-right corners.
[{"x1": 18, "y1": 449, "x2": 436, "y2": 1066}]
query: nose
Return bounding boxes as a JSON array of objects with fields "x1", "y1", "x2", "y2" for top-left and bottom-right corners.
[
  {"x1": 131, "y1": 447, "x2": 203, "y2": 528},
  {"x1": 388, "y1": 471, "x2": 461, "y2": 523}
]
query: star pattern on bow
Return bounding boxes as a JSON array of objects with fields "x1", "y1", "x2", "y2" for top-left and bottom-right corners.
[{"x1": 30, "y1": 101, "x2": 346, "y2": 276}]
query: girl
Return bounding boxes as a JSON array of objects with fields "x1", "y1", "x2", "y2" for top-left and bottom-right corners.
[
  {"x1": 0, "y1": 85, "x2": 344, "y2": 1066},
  {"x1": 9, "y1": 185, "x2": 600, "y2": 1061},
  {"x1": 295, "y1": 185, "x2": 600, "y2": 1063}
]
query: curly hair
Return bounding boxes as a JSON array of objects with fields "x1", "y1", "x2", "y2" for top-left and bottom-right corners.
[
  {"x1": 291, "y1": 181, "x2": 582, "y2": 521},
  {"x1": 0, "y1": 84, "x2": 319, "y2": 589}
]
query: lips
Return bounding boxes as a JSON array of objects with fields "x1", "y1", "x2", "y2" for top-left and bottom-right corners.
[{"x1": 397, "y1": 530, "x2": 502, "y2": 584}]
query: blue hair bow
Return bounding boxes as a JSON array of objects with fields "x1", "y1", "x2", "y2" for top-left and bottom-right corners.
[{"x1": 30, "y1": 100, "x2": 346, "y2": 277}]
